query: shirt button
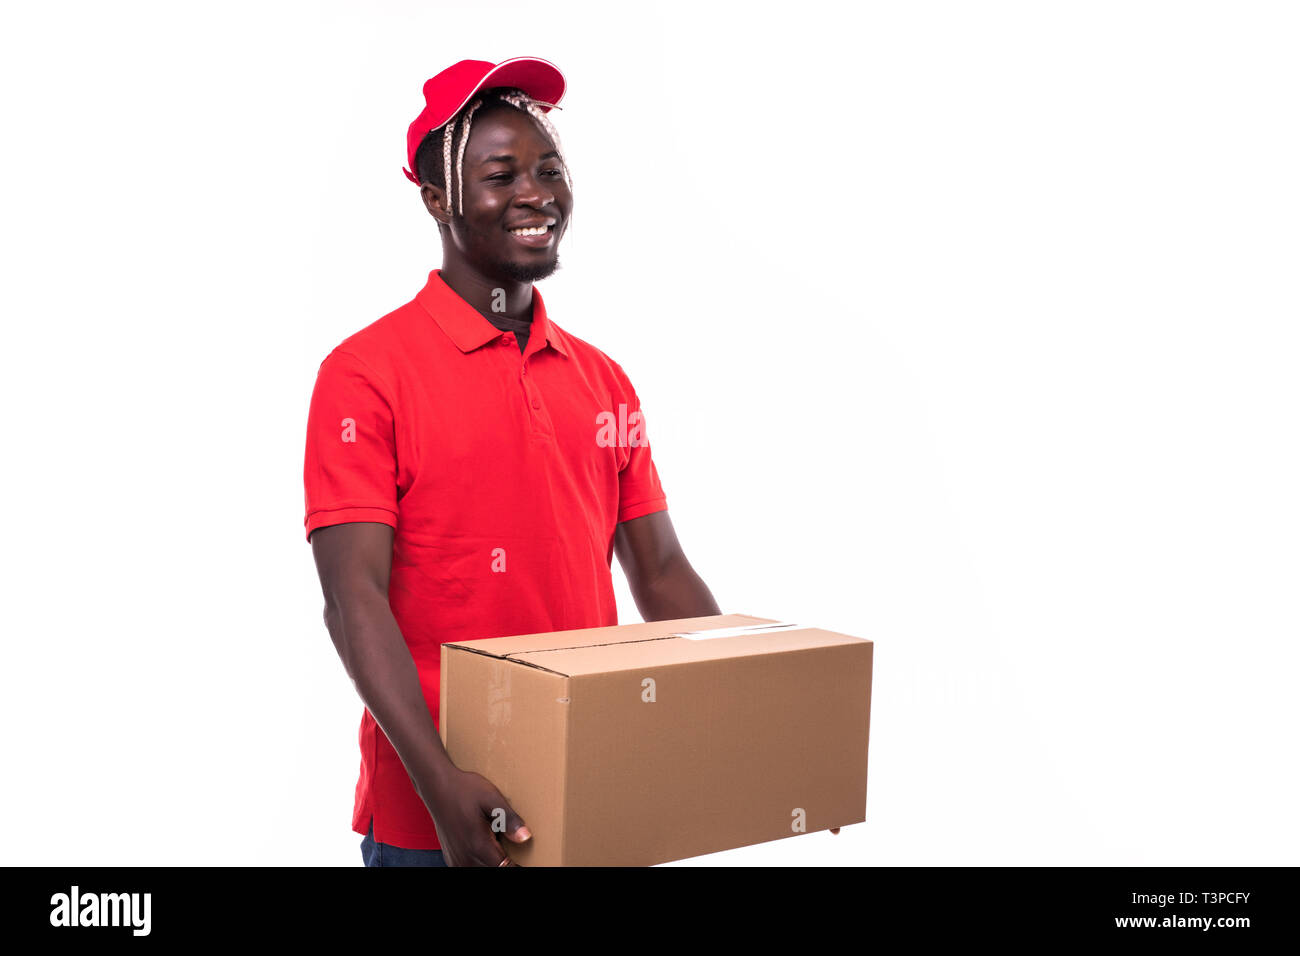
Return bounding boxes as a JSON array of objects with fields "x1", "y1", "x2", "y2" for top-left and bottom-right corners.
[
  {"x1": 501, "y1": 336, "x2": 513, "y2": 347},
  {"x1": 531, "y1": 398, "x2": 542, "y2": 409}
]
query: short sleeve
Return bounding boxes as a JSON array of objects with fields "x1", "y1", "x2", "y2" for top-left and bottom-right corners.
[
  {"x1": 303, "y1": 349, "x2": 400, "y2": 542},
  {"x1": 612, "y1": 365, "x2": 669, "y2": 524}
]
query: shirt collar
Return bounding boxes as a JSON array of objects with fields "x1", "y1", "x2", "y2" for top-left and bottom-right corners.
[{"x1": 415, "y1": 269, "x2": 569, "y2": 358}]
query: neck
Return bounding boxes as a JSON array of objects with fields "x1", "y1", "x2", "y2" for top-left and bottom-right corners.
[{"x1": 438, "y1": 259, "x2": 534, "y2": 331}]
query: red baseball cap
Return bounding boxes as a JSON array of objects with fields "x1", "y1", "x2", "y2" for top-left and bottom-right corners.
[{"x1": 403, "y1": 56, "x2": 567, "y2": 185}]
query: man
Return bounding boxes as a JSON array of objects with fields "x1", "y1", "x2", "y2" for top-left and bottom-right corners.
[{"x1": 303, "y1": 57, "x2": 720, "y2": 867}]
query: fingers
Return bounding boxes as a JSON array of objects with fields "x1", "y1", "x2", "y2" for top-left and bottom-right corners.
[
  {"x1": 495, "y1": 840, "x2": 520, "y2": 867},
  {"x1": 454, "y1": 846, "x2": 517, "y2": 867},
  {"x1": 498, "y1": 803, "x2": 531, "y2": 844},
  {"x1": 479, "y1": 782, "x2": 530, "y2": 852},
  {"x1": 466, "y1": 841, "x2": 517, "y2": 867}
]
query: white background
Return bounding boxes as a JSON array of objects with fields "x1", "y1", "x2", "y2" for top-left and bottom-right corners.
[{"x1": 1, "y1": 0, "x2": 1295, "y2": 866}]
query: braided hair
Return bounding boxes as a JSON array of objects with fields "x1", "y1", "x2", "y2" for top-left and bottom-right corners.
[{"x1": 414, "y1": 86, "x2": 572, "y2": 218}]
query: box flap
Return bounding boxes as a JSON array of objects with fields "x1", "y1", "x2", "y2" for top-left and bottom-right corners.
[
  {"x1": 441, "y1": 612, "x2": 780, "y2": 659},
  {"x1": 511, "y1": 626, "x2": 870, "y2": 677}
]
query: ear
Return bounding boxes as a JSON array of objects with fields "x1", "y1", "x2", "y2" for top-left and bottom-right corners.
[{"x1": 420, "y1": 182, "x2": 452, "y2": 225}]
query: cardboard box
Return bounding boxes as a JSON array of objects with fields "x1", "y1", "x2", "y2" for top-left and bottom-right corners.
[{"x1": 439, "y1": 612, "x2": 873, "y2": 866}]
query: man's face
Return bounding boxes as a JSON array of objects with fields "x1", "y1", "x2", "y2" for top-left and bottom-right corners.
[{"x1": 442, "y1": 104, "x2": 572, "y2": 283}]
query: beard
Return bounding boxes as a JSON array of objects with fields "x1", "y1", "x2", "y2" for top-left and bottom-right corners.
[{"x1": 487, "y1": 251, "x2": 562, "y2": 283}]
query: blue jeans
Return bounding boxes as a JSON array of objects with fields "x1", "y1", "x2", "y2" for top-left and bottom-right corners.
[{"x1": 360, "y1": 821, "x2": 448, "y2": 867}]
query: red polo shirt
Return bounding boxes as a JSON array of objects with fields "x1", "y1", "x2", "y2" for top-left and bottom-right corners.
[{"x1": 303, "y1": 269, "x2": 668, "y2": 849}]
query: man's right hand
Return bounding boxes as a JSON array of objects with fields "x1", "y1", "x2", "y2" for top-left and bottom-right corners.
[{"x1": 429, "y1": 767, "x2": 532, "y2": 867}]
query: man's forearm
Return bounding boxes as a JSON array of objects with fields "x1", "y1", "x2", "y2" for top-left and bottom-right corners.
[
  {"x1": 632, "y1": 555, "x2": 721, "y2": 622},
  {"x1": 323, "y1": 595, "x2": 456, "y2": 813}
]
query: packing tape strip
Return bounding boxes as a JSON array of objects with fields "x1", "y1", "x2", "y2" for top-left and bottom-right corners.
[{"x1": 671, "y1": 621, "x2": 808, "y2": 641}]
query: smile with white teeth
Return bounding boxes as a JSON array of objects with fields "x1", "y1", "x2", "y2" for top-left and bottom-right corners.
[{"x1": 509, "y1": 225, "x2": 551, "y2": 236}]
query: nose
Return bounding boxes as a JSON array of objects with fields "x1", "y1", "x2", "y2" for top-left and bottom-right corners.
[{"x1": 514, "y1": 169, "x2": 556, "y2": 209}]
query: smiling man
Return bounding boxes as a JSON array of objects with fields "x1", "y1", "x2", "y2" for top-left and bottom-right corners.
[{"x1": 303, "y1": 57, "x2": 720, "y2": 867}]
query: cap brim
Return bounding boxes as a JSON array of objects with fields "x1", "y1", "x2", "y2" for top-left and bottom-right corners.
[
  {"x1": 432, "y1": 57, "x2": 567, "y2": 136},
  {"x1": 470, "y1": 56, "x2": 566, "y2": 112}
]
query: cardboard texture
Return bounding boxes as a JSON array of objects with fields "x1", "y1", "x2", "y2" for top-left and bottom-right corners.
[{"x1": 439, "y1": 613, "x2": 873, "y2": 866}]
